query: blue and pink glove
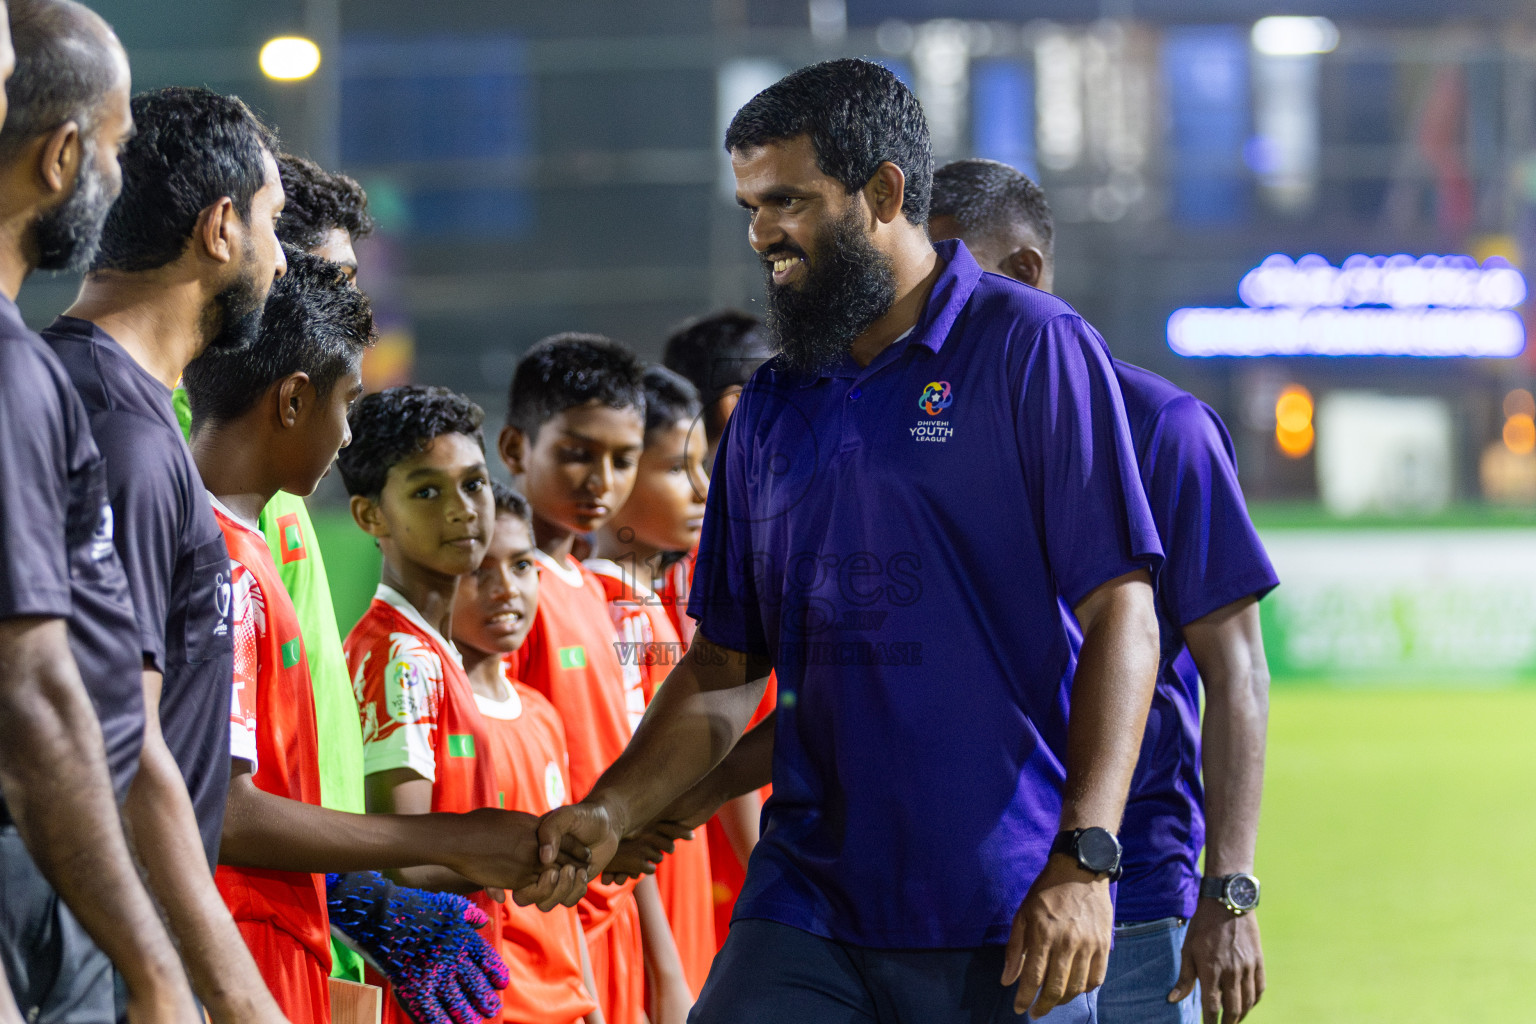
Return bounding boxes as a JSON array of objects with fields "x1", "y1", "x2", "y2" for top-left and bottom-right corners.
[{"x1": 326, "y1": 872, "x2": 510, "y2": 1024}]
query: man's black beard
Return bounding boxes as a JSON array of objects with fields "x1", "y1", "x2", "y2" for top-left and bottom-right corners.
[
  {"x1": 762, "y1": 204, "x2": 897, "y2": 376},
  {"x1": 201, "y1": 240, "x2": 264, "y2": 355},
  {"x1": 35, "y1": 142, "x2": 115, "y2": 273}
]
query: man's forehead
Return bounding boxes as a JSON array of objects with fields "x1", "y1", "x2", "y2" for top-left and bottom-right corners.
[{"x1": 731, "y1": 135, "x2": 829, "y2": 188}]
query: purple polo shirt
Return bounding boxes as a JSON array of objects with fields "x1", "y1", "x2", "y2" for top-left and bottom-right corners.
[
  {"x1": 1110, "y1": 361, "x2": 1278, "y2": 922},
  {"x1": 688, "y1": 240, "x2": 1163, "y2": 948}
]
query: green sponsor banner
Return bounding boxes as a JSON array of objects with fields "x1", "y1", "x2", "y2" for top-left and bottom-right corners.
[{"x1": 1259, "y1": 528, "x2": 1536, "y2": 684}]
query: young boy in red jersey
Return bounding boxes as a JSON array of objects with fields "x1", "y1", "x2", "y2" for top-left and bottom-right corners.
[
  {"x1": 183, "y1": 251, "x2": 368, "y2": 1021},
  {"x1": 452, "y1": 484, "x2": 603, "y2": 1024},
  {"x1": 587, "y1": 367, "x2": 716, "y2": 997},
  {"x1": 337, "y1": 384, "x2": 526, "y2": 1024},
  {"x1": 497, "y1": 334, "x2": 692, "y2": 1024}
]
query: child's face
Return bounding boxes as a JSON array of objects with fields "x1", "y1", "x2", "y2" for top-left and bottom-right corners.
[
  {"x1": 501, "y1": 401, "x2": 645, "y2": 537},
  {"x1": 452, "y1": 511, "x2": 539, "y2": 655},
  {"x1": 288, "y1": 368, "x2": 364, "y2": 497},
  {"x1": 607, "y1": 418, "x2": 709, "y2": 554},
  {"x1": 372, "y1": 433, "x2": 495, "y2": 578}
]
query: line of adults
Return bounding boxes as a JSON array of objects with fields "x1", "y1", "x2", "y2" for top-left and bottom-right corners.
[
  {"x1": 522, "y1": 59, "x2": 1277, "y2": 1024},
  {"x1": 0, "y1": 3, "x2": 578, "y2": 1024}
]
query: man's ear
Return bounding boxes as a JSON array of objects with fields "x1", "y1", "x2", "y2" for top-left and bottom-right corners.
[
  {"x1": 36, "y1": 120, "x2": 82, "y2": 198},
  {"x1": 349, "y1": 493, "x2": 389, "y2": 540},
  {"x1": 274, "y1": 373, "x2": 312, "y2": 428},
  {"x1": 864, "y1": 161, "x2": 908, "y2": 225},
  {"x1": 1002, "y1": 246, "x2": 1047, "y2": 289},
  {"x1": 194, "y1": 196, "x2": 238, "y2": 265},
  {"x1": 498, "y1": 424, "x2": 529, "y2": 476}
]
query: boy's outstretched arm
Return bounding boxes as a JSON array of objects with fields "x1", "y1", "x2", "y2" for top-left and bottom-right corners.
[
  {"x1": 521, "y1": 635, "x2": 771, "y2": 908},
  {"x1": 0, "y1": 620, "x2": 200, "y2": 1024},
  {"x1": 125, "y1": 668, "x2": 290, "y2": 1024},
  {"x1": 635, "y1": 875, "x2": 693, "y2": 1024},
  {"x1": 219, "y1": 765, "x2": 587, "y2": 892}
]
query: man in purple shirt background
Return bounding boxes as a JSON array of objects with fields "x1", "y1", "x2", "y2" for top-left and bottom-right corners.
[
  {"x1": 527, "y1": 59, "x2": 1163, "y2": 1024},
  {"x1": 0, "y1": 4, "x2": 199, "y2": 1022},
  {"x1": 930, "y1": 159, "x2": 1277, "y2": 1024}
]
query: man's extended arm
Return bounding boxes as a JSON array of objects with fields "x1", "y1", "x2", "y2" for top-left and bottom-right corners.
[
  {"x1": 523, "y1": 635, "x2": 771, "y2": 908},
  {"x1": 124, "y1": 669, "x2": 288, "y2": 1024},
  {"x1": 1169, "y1": 597, "x2": 1268, "y2": 1023},
  {"x1": 1003, "y1": 568, "x2": 1159, "y2": 1019},
  {"x1": 0, "y1": 619, "x2": 199, "y2": 1024},
  {"x1": 219, "y1": 766, "x2": 585, "y2": 892}
]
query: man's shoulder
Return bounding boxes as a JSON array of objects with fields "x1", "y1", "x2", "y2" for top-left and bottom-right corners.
[
  {"x1": 963, "y1": 271, "x2": 1085, "y2": 339},
  {"x1": 0, "y1": 331, "x2": 72, "y2": 418}
]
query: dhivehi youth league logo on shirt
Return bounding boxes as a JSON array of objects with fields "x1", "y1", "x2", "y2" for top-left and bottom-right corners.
[
  {"x1": 912, "y1": 380, "x2": 954, "y2": 442},
  {"x1": 385, "y1": 632, "x2": 442, "y2": 723}
]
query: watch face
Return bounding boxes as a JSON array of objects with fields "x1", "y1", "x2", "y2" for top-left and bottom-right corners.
[
  {"x1": 1225, "y1": 874, "x2": 1260, "y2": 910},
  {"x1": 1077, "y1": 828, "x2": 1121, "y2": 874}
]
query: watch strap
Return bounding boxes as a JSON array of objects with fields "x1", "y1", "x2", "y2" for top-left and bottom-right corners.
[{"x1": 1199, "y1": 875, "x2": 1226, "y2": 900}]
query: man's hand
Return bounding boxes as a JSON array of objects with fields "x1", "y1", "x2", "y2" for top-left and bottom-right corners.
[
  {"x1": 444, "y1": 808, "x2": 590, "y2": 894},
  {"x1": 1168, "y1": 903, "x2": 1265, "y2": 1024},
  {"x1": 601, "y1": 822, "x2": 693, "y2": 885},
  {"x1": 1001, "y1": 855, "x2": 1113, "y2": 1019},
  {"x1": 512, "y1": 801, "x2": 625, "y2": 910}
]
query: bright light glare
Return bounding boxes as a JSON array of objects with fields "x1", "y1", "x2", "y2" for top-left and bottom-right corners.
[
  {"x1": 1168, "y1": 307, "x2": 1525, "y2": 358},
  {"x1": 1276, "y1": 422, "x2": 1315, "y2": 458},
  {"x1": 1252, "y1": 17, "x2": 1339, "y2": 57},
  {"x1": 1276, "y1": 386, "x2": 1314, "y2": 434},
  {"x1": 1505, "y1": 414, "x2": 1536, "y2": 455},
  {"x1": 260, "y1": 37, "x2": 321, "y2": 81}
]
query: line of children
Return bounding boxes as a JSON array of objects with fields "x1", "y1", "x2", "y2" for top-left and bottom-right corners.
[{"x1": 496, "y1": 335, "x2": 693, "y2": 1024}]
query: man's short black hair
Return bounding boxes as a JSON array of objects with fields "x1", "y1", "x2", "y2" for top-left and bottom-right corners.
[
  {"x1": 277, "y1": 153, "x2": 374, "y2": 249},
  {"x1": 490, "y1": 481, "x2": 533, "y2": 527},
  {"x1": 0, "y1": 0, "x2": 120, "y2": 162},
  {"x1": 182, "y1": 247, "x2": 374, "y2": 429},
  {"x1": 506, "y1": 333, "x2": 646, "y2": 440},
  {"x1": 661, "y1": 310, "x2": 773, "y2": 407},
  {"x1": 930, "y1": 159, "x2": 1054, "y2": 257},
  {"x1": 91, "y1": 86, "x2": 278, "y2": 273},
  {"x1": 641, "y1": 365, "x2": 701, "y2": 441},
  {"x1": 338, "y1": 385, "x2": 485, "y2": 501},
  {"x1": 725, "y1": 58, "x2": 932, "y2": 225}
]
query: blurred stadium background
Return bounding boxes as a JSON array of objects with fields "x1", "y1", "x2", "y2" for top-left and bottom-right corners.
[{"x1": 29, "y1": 1, "x2": 1536, "y2": 1017}]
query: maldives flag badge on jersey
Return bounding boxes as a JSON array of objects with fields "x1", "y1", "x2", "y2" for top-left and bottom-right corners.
[{"x1": 277, "y1": 512, "x2": 307, "y2": 564}]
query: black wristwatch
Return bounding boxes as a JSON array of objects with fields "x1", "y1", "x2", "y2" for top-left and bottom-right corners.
[
  {"x1": 1049, "y1": 827, "x2": 1123, "y2": 880},
  {"x1": 1200, "y1": 872, "x2": 1261, "y2": 915}
]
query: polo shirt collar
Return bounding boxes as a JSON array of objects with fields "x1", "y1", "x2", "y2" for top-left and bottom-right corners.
[{"x1": 792, "y1": 238, "x2": 982, "y2": 386}]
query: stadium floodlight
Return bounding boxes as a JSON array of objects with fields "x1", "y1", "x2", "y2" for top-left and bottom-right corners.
[
  {"x1": 260, "y1": 36, "x2": 321, "y2": 81},
  {"x1": 1251, "y1": 16, "x2": 1339, "y2": 56}
]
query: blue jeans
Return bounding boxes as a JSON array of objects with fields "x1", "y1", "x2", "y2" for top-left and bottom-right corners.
[
  {"x1": 691, "y1": 918, "x2": 1097, "y2": 1024},
  {"x1": 1098, "y1": 918, "x2": 1197, "y2": 1024}
]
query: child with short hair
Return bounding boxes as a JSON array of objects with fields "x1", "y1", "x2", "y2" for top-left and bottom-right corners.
[
  {"x1": 336, "y1": 384, "x2": 517, "y2": 1024},
  {"x1": 451, "y1": 483, "x2": 603, "y2": 1024},
  {"x1": 497, "y1": 334, "x2": 692, "y2": 1024},
  {"x1": 181, "y1": 251, "x2": 365, "y2": 1021},
  {"x1": 587, "y1": 366, "x2": 716, "y2": 997}
]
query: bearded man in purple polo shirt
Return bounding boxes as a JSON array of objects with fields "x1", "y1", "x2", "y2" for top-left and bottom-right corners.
[
  {"x1": 525, "y1": 59, "x2": 1164, "y2": 1024},
  {"x1": 930, "y1": 159, "x2": 1277, "y2": 1024}
]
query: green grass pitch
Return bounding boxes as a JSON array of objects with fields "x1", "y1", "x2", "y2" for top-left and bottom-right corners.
[{"x1": 1257, "y1": 687, "x2": 1536, "y2": 1022}]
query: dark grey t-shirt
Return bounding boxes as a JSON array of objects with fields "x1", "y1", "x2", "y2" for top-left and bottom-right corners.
[
  {"x1": 0, "y1": 298, "x2": 143, "y2": 809},
  {"x1": 46, "y1": 316, "x2": 234, "y2": 868}
]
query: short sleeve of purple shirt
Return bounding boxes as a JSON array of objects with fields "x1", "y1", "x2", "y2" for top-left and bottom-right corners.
[
  {"x1": 689, "y1": 414, "x2": 770, "y2": 659},
  {"x1": 0, "y1": 345, "x2": 74, "y2": 620},
  {"x1": 1016, "y1": 314, "x2": 1165, "y2": 610}
]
